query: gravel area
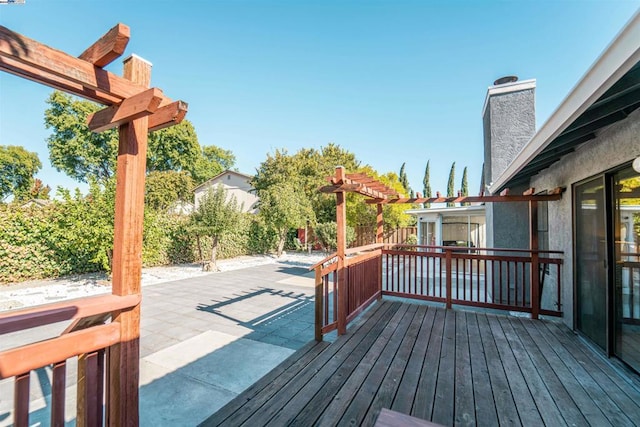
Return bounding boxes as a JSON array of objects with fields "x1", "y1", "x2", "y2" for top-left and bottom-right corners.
[{"x1": 0, "y1": 252, "x2": 326, "y2": 312}]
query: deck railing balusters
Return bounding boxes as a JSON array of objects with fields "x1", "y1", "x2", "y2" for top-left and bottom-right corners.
[{"x1": 314, "y1": 244, "x2": 563, "y2": 340}]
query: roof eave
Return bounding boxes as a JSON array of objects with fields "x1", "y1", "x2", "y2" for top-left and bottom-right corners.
[{"x1": 489, "y1": 10, "x2": 640, "y2": 194}]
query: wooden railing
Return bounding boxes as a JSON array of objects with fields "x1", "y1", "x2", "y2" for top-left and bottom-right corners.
[
  {"x1": 312, "y1": 244, "x2": 383, "y2": 340},
  {"x1": 384, "y1": 245, "x2": 563, "y2": 317},
  {"x1": 313, "y1": 244, "x2": 563, "y2": 340},
  {"x1": 0, "y1": 293, "x2": 140, "y2": 426}
]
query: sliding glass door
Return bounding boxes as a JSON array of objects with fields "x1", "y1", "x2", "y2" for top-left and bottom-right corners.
[
  {"x1": 613, "y1": 166, "x2": 640, "y2": 372},
  {"x1": 575, "y1": 177, "x2": 608, "y2": 350}
]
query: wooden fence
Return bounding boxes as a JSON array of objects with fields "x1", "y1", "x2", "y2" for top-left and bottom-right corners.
[{"x1": 353, "y1": 226, "x2": 417, "y2": 247}]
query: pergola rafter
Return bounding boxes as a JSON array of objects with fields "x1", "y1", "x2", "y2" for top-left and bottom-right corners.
[
  {"x1": 319, "y1": 171, "x2": 399, "y2": 200},
  {"x1": 0, "y1": 23, "x2": 188, "y2": 426}
]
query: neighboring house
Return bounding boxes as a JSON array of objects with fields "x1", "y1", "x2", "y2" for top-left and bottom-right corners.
[
  {"x1": 20, "y1": 198, "x2": 52, "y2": 209},
  {"x1": 167, "y1": 200, "x2": 194, "y2": 215},
  {"x1": 483, "y1": 12, "x2": 640, "y2": 372},
  {"x1": 193, "y1": 170, "x2": 259, "y2": 214},
  {"x1": 406, "y1": 204, "x2": 486, "y2": 248}
]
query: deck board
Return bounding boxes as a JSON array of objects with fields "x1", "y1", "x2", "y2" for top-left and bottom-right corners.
[{"x1": 199, "y1": 300, "x2": 640, "y2": 427}]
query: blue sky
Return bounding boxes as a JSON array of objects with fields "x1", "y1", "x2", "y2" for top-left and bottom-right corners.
[{"x1": 1, "y1": 1, "x2": 639, "y2": 197}]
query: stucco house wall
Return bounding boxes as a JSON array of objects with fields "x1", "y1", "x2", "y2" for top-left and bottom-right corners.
[
  {"x1": 530, "y1": 107, "x2": 640, "y2": 327},
  {"x1": 194, "y1": 171, "x2": 259, "y2": 214}
]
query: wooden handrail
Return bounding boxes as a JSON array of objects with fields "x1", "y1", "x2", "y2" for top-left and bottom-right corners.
[
  {"x1": 385, "y1": 243, "x2": 564, "y2": 255},
  {"x1": 309, "y1": 243, "x2": 387, "y2": 271},
  {"x1": 309, "y1": 252, "x2": 338, "y2": 271},
  {"x1": 0, "y1": 322, "x2": 120, "y2": 378},
  {"x1": 345, "y1": 243, "x2": 384, "y2": 255},
  {"x1": 0, "y1": 294, "x2": 141, "y2": 335},
  {"x1": 345, "y1": 249, "x2": 382, "y2": 267}
]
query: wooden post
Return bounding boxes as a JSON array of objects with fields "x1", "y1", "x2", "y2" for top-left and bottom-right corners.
[
  {"x1": 314, "y1": 266, "x2": 323, "y2": 341},
  {"x1": 530, "y1": 200, "x2": 540, "y2": 320},
  {"x1": 376, "y1": 203, "x2": 384, "y2": 244},
  {"x1": 445, "y1": 248, "x2": 452, "y2": 309},
  {"x1": 336, "y1": 167, "x2": 347, "y2": 335},
  {"x1": 107, "y1": 54, "x2": 151, "y2": 426}
]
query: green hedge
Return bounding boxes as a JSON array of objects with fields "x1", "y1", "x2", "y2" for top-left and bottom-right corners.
[{"x1": 0, "y1": 196, "x2": 278, "y2": 283}]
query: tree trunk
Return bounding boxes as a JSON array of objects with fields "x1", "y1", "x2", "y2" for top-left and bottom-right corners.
[
  {"x1": 276, "y1": 232, "x2": 286, "y2": 257},
  {"x1": 196, "y1": 235, "x2": 205, "y2": 270},
  {"x1": 209, "y1": 235, "x2": 219, "y2": 271}
]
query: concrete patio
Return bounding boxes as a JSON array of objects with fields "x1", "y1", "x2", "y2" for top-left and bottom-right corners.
[{"x1": 0, "y1": 261, "x2": 325, "y2": 426}]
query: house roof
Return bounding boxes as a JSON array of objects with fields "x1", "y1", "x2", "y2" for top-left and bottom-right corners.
[
  {"x1": 193, "y1": 170, "x2": 254, "y2": 192},
  {"x1": 490, "y1": 10, "x2": 640, "y2": 193},
  {"x1": 20, "y1": 198, "x2": 52, "y2": 208}
]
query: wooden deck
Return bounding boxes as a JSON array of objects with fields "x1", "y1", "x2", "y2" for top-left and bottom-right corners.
[{"x1": 200, "y1": 300, "x2": 640, "y2": 427}]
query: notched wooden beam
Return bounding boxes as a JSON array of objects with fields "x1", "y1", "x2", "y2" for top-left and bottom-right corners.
[
  {"x1": 87, "y1": 87, "x2": 163, "y2": 133},
  {"x1": 79, "y1": 23, "x2": 130, "y2": 68},
  {"x1": 148, "y1": 100, "x2": 188, "y2": 132}
]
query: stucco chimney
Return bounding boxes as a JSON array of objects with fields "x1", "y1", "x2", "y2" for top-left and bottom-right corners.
[
  {"x1": 482, "y1": 77, "x2": 536, "y2": 252},
  {"x1": 482, "y1": 77, "x2": 536, "y2": 189}
]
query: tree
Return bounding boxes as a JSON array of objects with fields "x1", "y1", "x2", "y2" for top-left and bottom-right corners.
[
  {"x1": 190, "y1": 185, "x2": 242, "y2": 271},
  {"x1": 44, "y1": 91, "x2": 234, "y2": 184},
  {"x1": 447, "y1": 162, "x2": 455, "y2": 207},
  {"x1": 146, "y1": 120, "x2": 201, "y2": 175},
  {"x1": 145, "y1": 170, "x2": 195, "y2": 211},
  {"x1": 258, "y1": 183, "x2": 314, "y2": 257},
  {"x1": 252, "y1": 143, "x2": 360, "y2": 224},
  {"x1": 45, "y1": 91, "x2": 118, "y2": 183},
  {"x1": 192, "y1": 145, "x2": 236, "y2": 184},
  {"x1": 423, "y1": 160, "x2": 432, "y2": 208},
  {"x1": 15, "y1": 178, "x2": 51, "y2": 202},
  {"x1": 0, "y1": 145, "x2": 42, "y2": 201},
  {"x1": 399, "y1": 163, "x2": 411, "y2": 196},
  {"x1": 461, "y1": 166, "x2": 469, "y2": 206}
]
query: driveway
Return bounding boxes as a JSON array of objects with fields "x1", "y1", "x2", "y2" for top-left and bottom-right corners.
[{"x1": 0, "y1": 261, "x2": 323, "y2": 426}]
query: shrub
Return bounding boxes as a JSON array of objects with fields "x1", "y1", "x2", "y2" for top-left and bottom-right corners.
[{"x1": 314, "y1": 222, "x2": 355, "y2": 252}]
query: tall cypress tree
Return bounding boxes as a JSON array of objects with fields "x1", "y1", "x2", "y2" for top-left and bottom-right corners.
[
  {"x1": 422, "y1": 160, "x2": 431, "y2": 208},
  {"x1": 446, "y1": 162, "x2": 455, "y2": 207},
  {"x1": 461, "y1": 166, "x2": 469, "y2": 206},
  {"x1": 399, "y1": 162, "x2": 411, "y2": 196}
]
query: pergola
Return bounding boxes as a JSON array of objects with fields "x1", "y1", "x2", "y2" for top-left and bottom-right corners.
[
  {"x1": 318, "y1": 166, "x2": 564, "y2": 332},
  {"x1": 0, "y1": 24, "x2": 186, "y2": 425}
]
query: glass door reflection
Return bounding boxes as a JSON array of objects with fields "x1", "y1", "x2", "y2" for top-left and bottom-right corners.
[{"x1": 613, "y1": 166, "x2": 640, "y2": 372}]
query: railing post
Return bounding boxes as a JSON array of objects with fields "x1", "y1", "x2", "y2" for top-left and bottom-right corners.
[
  {"x1": 530, "y1": 200, "x2": 540, "y2": 319},
  {"x1": 314, "y1": 266, "x2": 323, "y2": 342},
  {"x1": 335, "y1": 167, "x2": 348, "y2": 335},
  {"x1": 377, "y1": 251, "x2": 383, "y2": 300},
  {"x1": 445, "y1": 248, "x2": 452, "y2": 309},
  {"x1": 531, "y1": 251, "x2": 540, "y2": 319}
]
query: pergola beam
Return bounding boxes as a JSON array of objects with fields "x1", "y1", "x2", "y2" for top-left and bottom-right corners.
[
  {"x1": 0, "y1": 25, "x2": 174, "y2": 107},
  {"x1": 148, "y1": 100, "x2": 188, "y2": 132},
  {"x1": 87, "y1": 87, "x2": 164, "y2": 133},
  {"x1": 79, "y1": 23, "x2": 130, "y2": 68},
  {"x1": 0, "y1": 54, "x2": 123, "y2": 104},
  {"x1": 365, "y1": 189, "x2": 564, "y2": 204}
]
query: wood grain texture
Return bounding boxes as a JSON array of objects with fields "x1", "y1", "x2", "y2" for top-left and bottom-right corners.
[
  {"x1": 0, "y1": 323, "x2": 119, "y2": 379},
  {"x1": 107, "y1": 54, "x2": 149, "y2": 427},
  {"x1": 0, "y1": 25, "x2": 171, "y2": 106},
  {"x1": 0, "y1": 294, "x2": 141, "y2": 335},
  {"x1": 201, "y1": 301, "x2": 640, "y2": 426},
  {"x1": 87, "y1": 87, "x2": 163, "y2": 132},
  {"x1": 79, "y1": 23, "x2": 130, "y2": 67}
]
